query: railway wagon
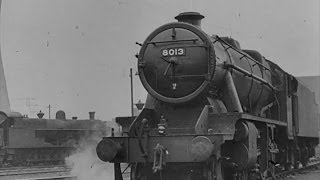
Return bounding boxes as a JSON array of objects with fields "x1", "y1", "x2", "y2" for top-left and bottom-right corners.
[
  {"x1": 96, "y1": 12, "x2": 319, "y2": 180},
  {"x1": 0, "y1": 110, "x2": 109, "y2": 166}
]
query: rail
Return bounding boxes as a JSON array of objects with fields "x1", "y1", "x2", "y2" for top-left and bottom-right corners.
[
  {"x1": 275, "y1": 158, "x2": 320, "y2": 179},
  {"x1": 0, "y1": 166, "x2": 71, "y2": 176},
  {"x1": 0, "y1": 165, "x2": 72, "y2": 180},
  {"x1": 17, "y1": 175, "x2": 76, "y2": 180}
]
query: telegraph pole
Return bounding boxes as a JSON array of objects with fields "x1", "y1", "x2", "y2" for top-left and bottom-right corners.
[
  {"x1": 130, "y1": 68, "x2": 134, "y2": 116},
  {"x1": 48, "y1": 104, "x2": 51, "y2": 119}
]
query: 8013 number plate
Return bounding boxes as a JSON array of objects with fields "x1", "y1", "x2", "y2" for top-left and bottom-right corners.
[{"x1": 161, "y1": 48, "x2": 186, "y2": 57}]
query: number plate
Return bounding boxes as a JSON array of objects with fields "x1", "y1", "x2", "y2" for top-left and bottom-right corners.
[{"x1": 161, "y1": 48, "x2": 186, "y2": 57}]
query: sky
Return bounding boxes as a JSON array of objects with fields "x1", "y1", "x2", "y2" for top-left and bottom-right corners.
[{"x1": 0, "y1": 0, "x2": 319, "y2": 120}]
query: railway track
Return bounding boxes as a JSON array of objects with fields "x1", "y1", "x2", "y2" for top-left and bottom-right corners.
[
  {"x1": 275, "y1": 158, "x2": 320, "y2": 179},
  {"x1": 0, "y1": 165, "x2": 73, "y2": 180},
  {"x1": 5, "y1": 160, "x2": 313, "y2": 180},
  {"x1": 17, "y1": 175, "x2": 76, "y2": 180},
  {"x1": 0, "y1": 165, "x2": 70, "y2": 172},
  {"x1": 118, "y1": 159, "x2": 320, "y2": 180}
]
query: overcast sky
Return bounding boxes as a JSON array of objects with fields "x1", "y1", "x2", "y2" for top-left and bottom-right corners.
[{"x1": 0, "y1": 0, "x2": 319, "y2": 120}]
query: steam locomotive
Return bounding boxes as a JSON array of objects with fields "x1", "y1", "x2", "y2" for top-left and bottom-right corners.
[
  {"x1": 96, "y1": 12, "x2": 319, "y2": 180},
  {"x1": 0, "y1": 110, "x2": 109, "y2": 166}
]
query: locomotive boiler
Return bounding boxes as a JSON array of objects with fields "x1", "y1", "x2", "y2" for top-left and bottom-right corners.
[{"x1": 96, "y1": 12, "x2": 319, "y2": 180}]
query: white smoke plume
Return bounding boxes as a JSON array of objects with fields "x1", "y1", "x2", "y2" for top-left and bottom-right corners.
[
  {"x1": 65, "y1": 133, "x2": 114, "y2": 180},
  {"x1": 66, "y1": 144, "x2": 114, "y2": 180}
]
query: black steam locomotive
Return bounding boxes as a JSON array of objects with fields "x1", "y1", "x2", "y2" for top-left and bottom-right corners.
[
  {"x1": 96, "y1": 12, "x2": 319, "y2": 180},
  {"x1": 0, "y1": 110, "x2": 109, "y2": 166}
]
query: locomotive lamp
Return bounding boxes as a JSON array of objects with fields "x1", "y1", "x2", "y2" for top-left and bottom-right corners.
[
  {"x1": 188, "y1": 136, "x2": 214, "y2": 161},
  {"x1": 135, "y1": 100, "x2": 144, "y2": 110},
  {"x1": 158, "y1": 116, "x2": 167, "y2": 135},
  {"x1": 37, "y1": 111, "x2": 44, "y2": 119}
]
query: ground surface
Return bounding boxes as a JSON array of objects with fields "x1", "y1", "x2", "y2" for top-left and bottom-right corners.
[
  {"x1": 287, "y1": 168, "x2": 320, "y2": 180},
  {"x1": 287, "y1": 145, "x2": 320, "y2": 180}
]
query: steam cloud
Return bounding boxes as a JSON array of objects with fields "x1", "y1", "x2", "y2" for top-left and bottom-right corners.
[
  {"x1": 66, "y1": 145, "x2": 114, "y2": 180},
  {"x1": 65, "y1": 135, "x2": 114, "y2": 180}
]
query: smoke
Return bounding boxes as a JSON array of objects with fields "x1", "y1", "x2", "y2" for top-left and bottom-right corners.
[{"x1": 65, "y1": 136, "x2": 114, "y2": 180}]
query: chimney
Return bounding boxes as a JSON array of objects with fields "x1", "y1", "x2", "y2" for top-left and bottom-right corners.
[
  {"x1": 89, "y1": 111, "x2": 95, "y2": 120},
  {"x1": 175, "y1": 12, "x2": 204, "y2": 28},
  {"x1": 0, "y1": 0, "x2": 11, "y2": 114}
]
